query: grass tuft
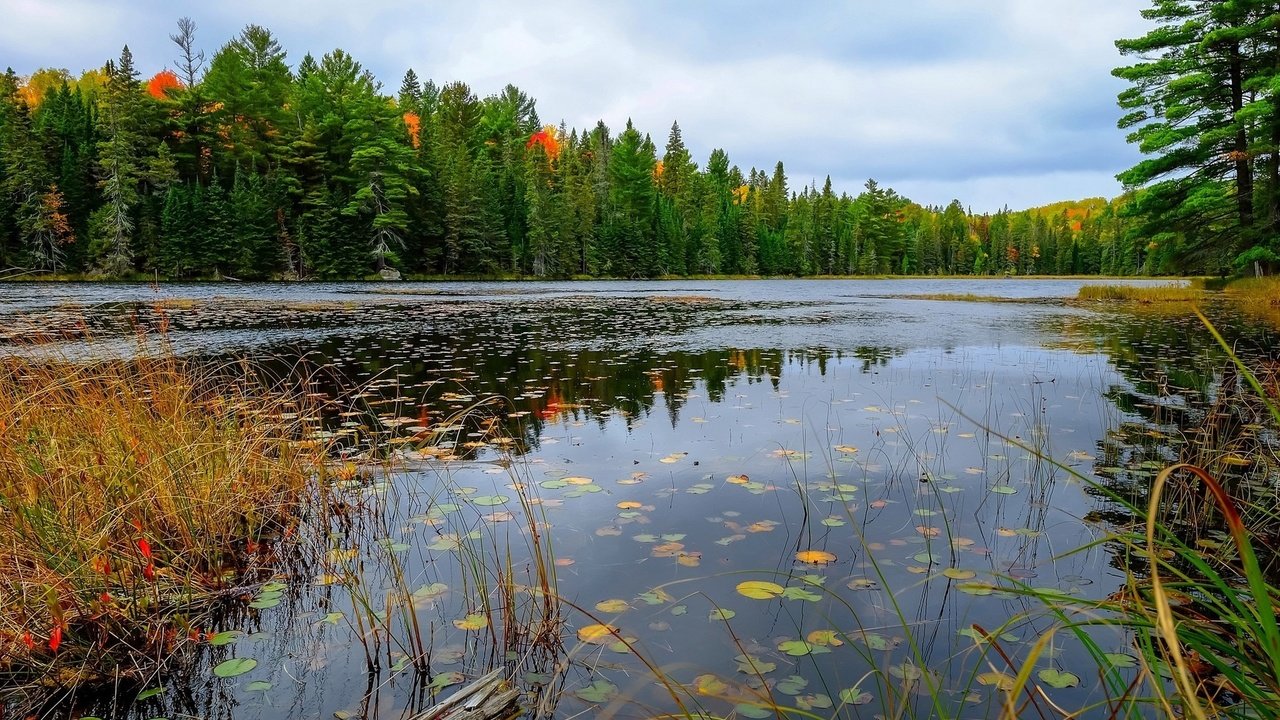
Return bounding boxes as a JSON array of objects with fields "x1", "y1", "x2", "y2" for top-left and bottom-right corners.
[
  {"x1": 1077, "y1": 284, "x2": 1203, "y2": 303},
  {"x1": 0, "y1": 352, "x2": 326, "y2": 685}
]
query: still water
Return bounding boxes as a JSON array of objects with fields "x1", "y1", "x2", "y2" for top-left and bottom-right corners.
[{"x1": 2, "y1": 278, "x2": 1269, "y2": 719}]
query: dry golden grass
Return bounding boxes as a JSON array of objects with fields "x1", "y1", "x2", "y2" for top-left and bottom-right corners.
[
  {"x1": 0, "y1": 352, "x2": 326, "y2": 676},
  {"x1": 1224, "y1": 276, "x2": 1280, "y2": 328},
  {"x1": 1076, "y1": 283, "x2": 1204, "y2": 303}
]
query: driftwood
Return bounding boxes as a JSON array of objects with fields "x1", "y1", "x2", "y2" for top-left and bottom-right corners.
[{"x1": 412, "y1": 669, "x2": 521, "y2": 720}]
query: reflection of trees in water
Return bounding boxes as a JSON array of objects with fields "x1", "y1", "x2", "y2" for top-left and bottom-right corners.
[
  {"x1": 242, "y1": 332, "x2": 905, "y2": 461},
  {"x1": 1072, "y1": 308, "x2": 1280, "y2": 577}
]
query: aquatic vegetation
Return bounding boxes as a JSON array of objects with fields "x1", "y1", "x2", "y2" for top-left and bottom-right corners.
[
  {"x1": 1223, "y1": 276, "x2": 1280, "y2": 329},
  {"x1": 0, "y1": 352, "x2": 327, "y2": 694},
  {"x1": 1077, "y1": 283, "x2": 1203, "y2": 303},
  {"x1": 900, "y1": 292, "x2": 1033, "y2": 303}
]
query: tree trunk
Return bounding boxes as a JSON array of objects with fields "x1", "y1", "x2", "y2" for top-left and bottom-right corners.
[{"x1": 1230, "y1": 45, "x2": 1256, "y2": 248}]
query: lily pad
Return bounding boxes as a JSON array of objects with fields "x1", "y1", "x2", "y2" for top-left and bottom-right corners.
[
  {"x1": 1037, "y1": 668, "x2": 1080, "y2": 688},
  {"x1": 213, "y1": 658, "x2": 257, "y2": 678},
  {"x1": 694, "y1": 674, "x2": 729, "y2": 696},
  {"x1": 977, "y1": 671, "x2": 1015, "y2": 690},
  {"x1": 781, "y1": 586, "x2": 822, "y2": 602},
  {"x1": 795, "y1": 549, "x2": 837, "y2": 564},
  {"x1": 428, "y1": 671, "x2": 465, "y2": 690},
  {"x1": 778, "y1": 640, "x2": 828, "y2": 656},
  {"x1": 577, "y1": 624, "x2": 618, "y2": 644},
  {"x1": 776, "y1": 675, "x2": 808, "y2": 695},
  {"x1": 453, "y1": 613, "x2": 488, "y2": 631},
  {"x1": 472, "y1": 495, "x2": 509, "y2": 506},
  {"x1": 574, "y1": 679, "x2": 617, "y2": 703},
  {"x1": 206, "y1": 630, "x2": 240, "y2": 646},
  {"x1": 839, "y1": 687, "x2": 872, "y2": 705},
  {"x1": 594, "y1": 598, "x2": 630, "y2": 613},
  {"x1": 736, "y1": 580, "x2": 785, "y2": 599},
  {"x1": 735, "y1": 653, "x2": 777, "y2": 675},
  {"x1": 1104, "y1": 653, "x2": 1138, "y2": 669}
]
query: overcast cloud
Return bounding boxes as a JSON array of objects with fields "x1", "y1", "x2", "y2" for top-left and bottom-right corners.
[{"x1": 0, "y1": 0, "x2": 1152, "y2": 212}]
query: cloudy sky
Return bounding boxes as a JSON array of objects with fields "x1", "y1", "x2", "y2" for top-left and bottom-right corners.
[{"x1": 2, "y1": 0, "x2": 1152, "y2": 212}]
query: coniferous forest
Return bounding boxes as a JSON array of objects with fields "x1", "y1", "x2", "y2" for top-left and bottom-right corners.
[{"x1": 0, "y1": 17, "x2": 1272, "y2": 280}]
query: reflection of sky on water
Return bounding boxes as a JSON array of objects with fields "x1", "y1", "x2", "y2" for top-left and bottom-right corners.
[{"x1": 2, "y1": 280, "x2": 1216, "y2": 720}]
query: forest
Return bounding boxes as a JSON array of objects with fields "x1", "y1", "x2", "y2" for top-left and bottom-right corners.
[{"x1": 0, "y1": 19, "x2": 1222, "y2": 280}]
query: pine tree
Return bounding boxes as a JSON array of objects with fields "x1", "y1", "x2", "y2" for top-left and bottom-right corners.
[
  {"x1": 91, "y1": 47, "x2": 145, "y2": 275},
  {"x1": 203, "y1": 25, "x2": 293, "y2": 174},
  {"x1": 1114, "y1": 1, "x2": 1276, "y2": 271}
]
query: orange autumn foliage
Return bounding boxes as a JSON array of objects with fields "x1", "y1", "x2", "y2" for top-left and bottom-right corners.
[
  {"x1": 526, "y1": 126, "x2": 561, "y2": 160},
  {"x1": 146, "y1": 70, "x2": 183, "y2": 100},
  {"x1": 403, "y1": 112, "x2": 421, "y2": 148}
]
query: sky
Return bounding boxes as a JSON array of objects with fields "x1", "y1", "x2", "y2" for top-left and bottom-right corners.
[{"x1": 0, "y1": 0, "x2": 1153, "y2": 212}]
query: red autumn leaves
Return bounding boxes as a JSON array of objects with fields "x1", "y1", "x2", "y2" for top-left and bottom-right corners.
[
  {"x1": 146, "y1": 70, "x2": 183, "y2": 100},
  {"x1": 139, "y1": 535, "x2": 156, "y2": 581},
  {"x1": 19, "y1": 532, "x2": 158, "y2": 656}
]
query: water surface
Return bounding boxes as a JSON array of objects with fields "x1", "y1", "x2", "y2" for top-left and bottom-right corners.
[{"x1": 2, "y1": 278, "x2": 1266, "y2": 720}]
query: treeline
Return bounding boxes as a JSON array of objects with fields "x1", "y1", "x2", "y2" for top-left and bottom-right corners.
[{"x1": 1, "y1": 21, "x2": 1152, "y2": 280}]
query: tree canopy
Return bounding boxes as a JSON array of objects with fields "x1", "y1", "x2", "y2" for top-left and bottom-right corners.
[
  {"x1": 1114, "y1": 0, "x2": 1280, "y2": 274},
  {"x1": 0, "y1": 19, "x2": 1155, "y2": 279}
]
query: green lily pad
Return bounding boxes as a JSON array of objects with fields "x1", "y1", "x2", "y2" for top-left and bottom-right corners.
[
  {"x1": 574, "y1": 679, "x2": 617, "y2": 703},
  {"x1": 839, "y1": 687, "x2": 873, "y2": 705},
  {"x1": 796, "y1": 693, "x2": 833, "y2": 709},
  {"x1": 781, "y1": 586, "x2": 822, "y2": 602},
  {"x1": 207, "y1": 631, "x2": 240, "y2": 646},
  {"x1": 1037, "y1": 668, "x2": 1080, "y2": 689},
  {"x1": 778, "y1": 640, "x2": 829, "y2": 656},
  {"x1": 860, "y1": 633, "x2": 891, "y2": 651},
  {"x1": 213, "y1": 658, "x2": 257, "y2": 678},
  {"x1": 735, "y1": 654, "x2": 777, "y2": 675},
  {"x1": 1104, "y1": 653, "x2": 1138, "y2": 669},
  {"x1": 428, "y1": 671, "x2": 464, "y2": 690},
  {"x1": 776, "y1": 675, "x2": 808, "y2": 695},
  {"x1": 413, "y1": 582, "x2": 449, "y2": 599}
]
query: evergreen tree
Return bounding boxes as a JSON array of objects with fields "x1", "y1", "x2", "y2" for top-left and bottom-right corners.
[{"x1": 90, "y1": 47, "x2": 146, "y2": 275}]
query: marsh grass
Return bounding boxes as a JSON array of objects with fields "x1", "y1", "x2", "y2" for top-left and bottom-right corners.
[
  {"x1": 1077, "y1": 284, "x2": 1204, "y2": 303},
  {"x1": 0, "y1": 350, "x2": 327, "y2": 688},
  {"x1": 901, "y1": 293, "x2": 1032, "y2": 303},
  {"x1": 971, "y1": 311, "x2": 1280, "y2": 720},
  {"x1": 1223, "y1": 276, "x2": 1280, "y2": 329},
  {"x1": 312, "y1": 393, "x2": 567, "y2": 715}
]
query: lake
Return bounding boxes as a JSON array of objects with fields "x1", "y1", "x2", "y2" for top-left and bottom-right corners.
[{"x1": 2, "y1": 278, "x2": 1272, "y2": 720}]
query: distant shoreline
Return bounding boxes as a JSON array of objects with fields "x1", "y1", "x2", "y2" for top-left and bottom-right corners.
[{"x1": 0, "y1": 272, "x2": 1195, "y2": 284}]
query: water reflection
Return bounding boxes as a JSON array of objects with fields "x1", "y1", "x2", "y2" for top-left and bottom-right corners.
[{"x1": 2, "y1": 281, "x2": 1276, "y2": 720}]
